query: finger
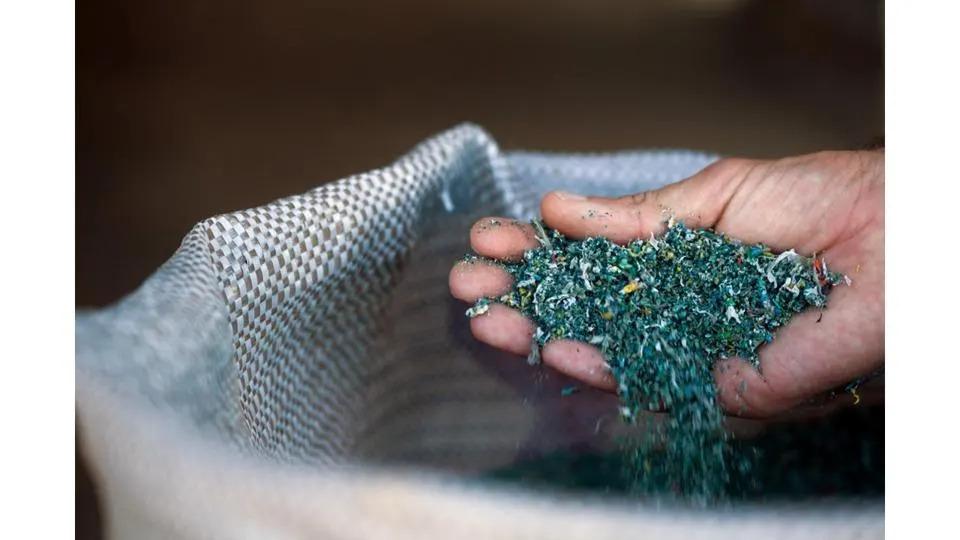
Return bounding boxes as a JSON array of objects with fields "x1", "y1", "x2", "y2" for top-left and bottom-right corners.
[
  {"x1": 541, "y1": 339, "x2": 618, "y2": 392},
  {"x1": 714, "y1": 356, "x2": 874, "y2": 420},
  {"x1": 470, "y1": 217, "x2": 539, "y2": 262},
  {"x1": 449, "y1": 260, "x2": 513, "y2": 302},
  {"x1": 540, "y1": 159, "x2": 753, "y2": 244},
  {"x1": 714, "y1": 357, "x2": 789, "y2": 418},
  {"x1": 539, "y1": 191, "x2": 653, "y2": 244},
  {"x1": 469, "y1": 303, "x2": 535, "y2": 356},
  {"x1": 722, "y1": 378, "x2": 883, "y2": 428}
]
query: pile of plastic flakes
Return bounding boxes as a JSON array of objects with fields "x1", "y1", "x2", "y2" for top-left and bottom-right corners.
[{"x1": 466, "y1": 220, "x2": 847, "y2": 502}]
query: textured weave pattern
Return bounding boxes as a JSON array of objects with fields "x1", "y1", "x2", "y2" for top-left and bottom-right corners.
[
  {"x1": 76, "y1": 124, "x2": 883, "y2": 539},
  {"x1": 200, "y1": 126, "x2": 521, "y2": 462}
]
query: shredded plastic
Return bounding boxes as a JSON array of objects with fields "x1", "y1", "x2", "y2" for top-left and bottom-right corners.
[{"x1": 467, "y1": 220, "x2": 845, "y2": 502}]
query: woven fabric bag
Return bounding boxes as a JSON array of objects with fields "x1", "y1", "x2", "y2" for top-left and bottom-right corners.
[{"x1": 76, "y1": 124, "x2": 883, "y2": 539}]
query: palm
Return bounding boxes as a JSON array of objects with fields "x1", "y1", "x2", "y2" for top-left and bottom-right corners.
[{"x1": 450, "y1": 151, "x2": 884, "y2": 417}]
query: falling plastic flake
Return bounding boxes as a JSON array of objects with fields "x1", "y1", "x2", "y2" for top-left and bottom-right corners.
[{"x1": 466, "y1": 220, "x2": 845, "y2": 502}]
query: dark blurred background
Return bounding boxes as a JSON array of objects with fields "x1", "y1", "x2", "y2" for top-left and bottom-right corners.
[{"x1": 76, "y1": 0, "x2": 883, "y2": 536}]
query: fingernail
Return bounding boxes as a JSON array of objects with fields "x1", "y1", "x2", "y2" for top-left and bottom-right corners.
[{"x1": 553, "y1": 190, "x2": 587, "y2": 201}]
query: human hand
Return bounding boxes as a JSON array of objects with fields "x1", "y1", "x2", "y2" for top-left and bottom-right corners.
[{"x1": 449, "y1": 150, "x2": 884, "y2": 417}]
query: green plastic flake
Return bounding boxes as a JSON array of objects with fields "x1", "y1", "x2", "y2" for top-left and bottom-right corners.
[
  {"x1": 465, "y1": 297, "x2": 491, "y2": 318},
  {"x1": 465, "y1": 220, "x2": 845, "y2": 502}
]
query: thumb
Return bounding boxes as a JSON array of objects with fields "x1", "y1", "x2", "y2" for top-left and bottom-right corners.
[{"x1": 540, "y1": 158, "x2": 754, "y2": 243}]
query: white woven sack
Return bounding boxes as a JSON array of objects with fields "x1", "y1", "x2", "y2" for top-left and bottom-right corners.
[{"x1": 76, "y1": 124, "x2": 883, "y2": 539}]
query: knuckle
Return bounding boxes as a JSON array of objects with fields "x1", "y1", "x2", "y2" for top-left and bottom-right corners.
[
  {"x1": 622, "y1": 190, "x2": 653, "y2": 209},
  {"x1": 705, "y1": 157, "x2": 751, "y2": 178}
]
